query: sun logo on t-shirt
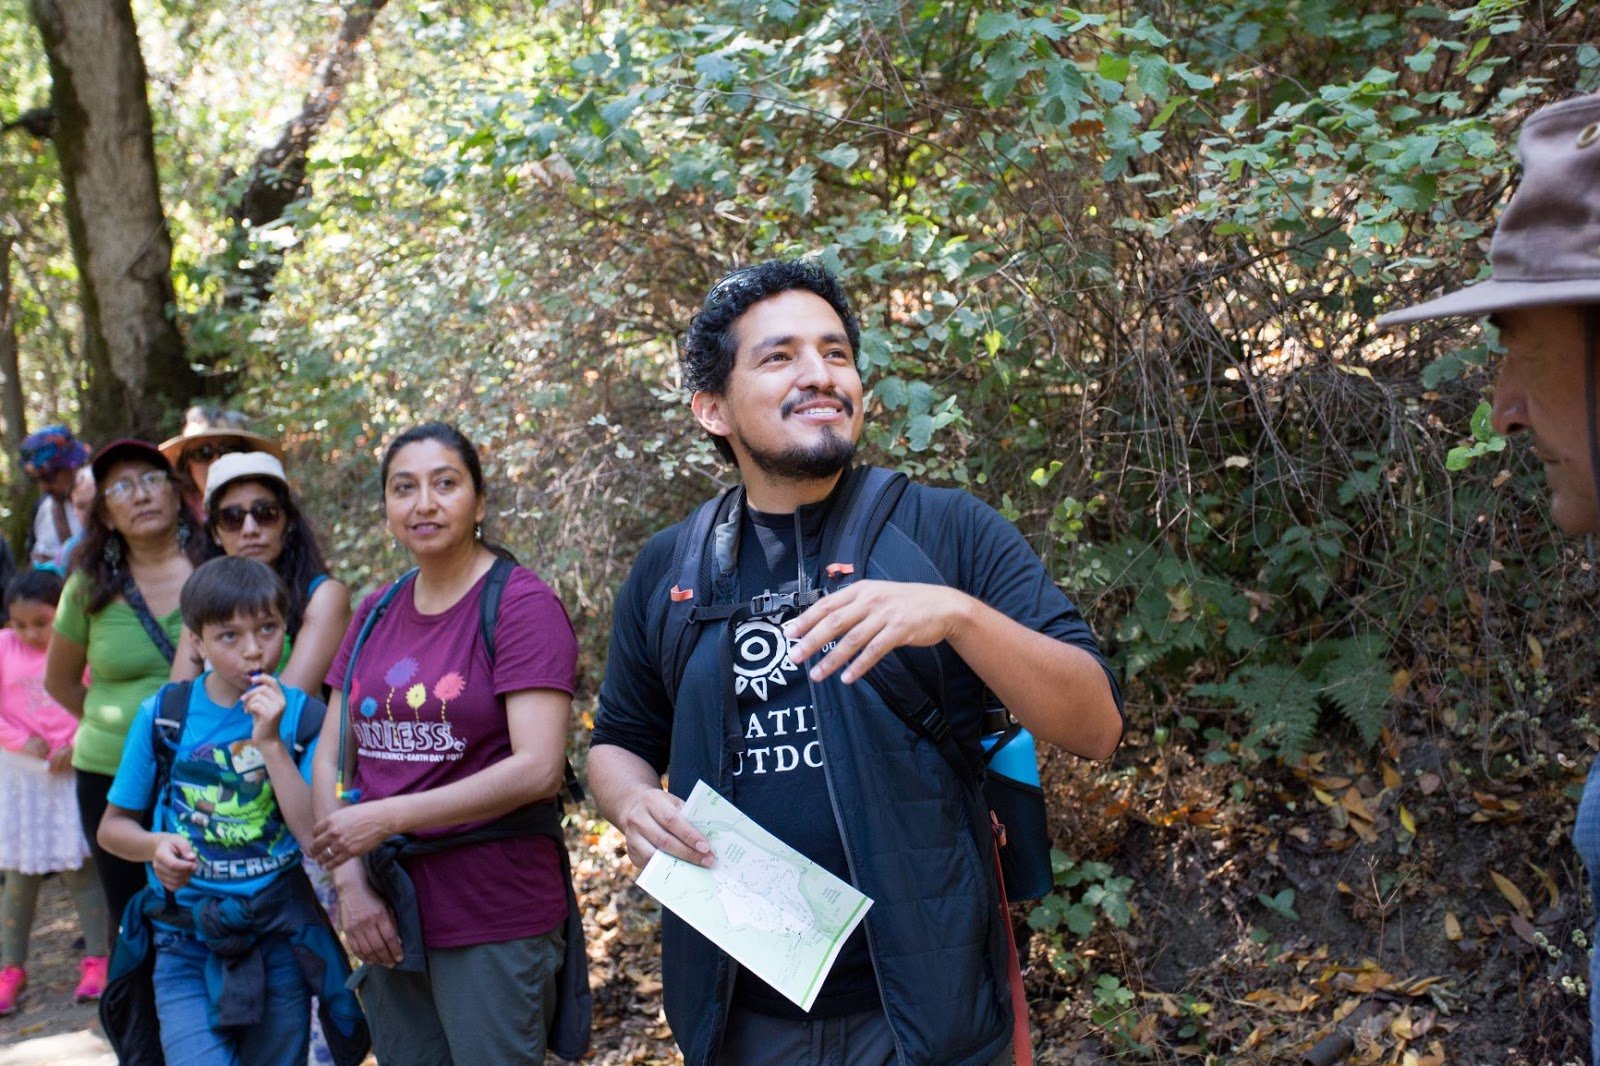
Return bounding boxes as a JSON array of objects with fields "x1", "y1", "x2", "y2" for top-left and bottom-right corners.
[{"x1": 732, "y1": 618, "x2": 802, "y2": 701}]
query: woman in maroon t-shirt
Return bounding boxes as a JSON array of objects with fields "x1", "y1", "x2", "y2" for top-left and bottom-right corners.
[{"x1": 310, "y1": 423, "x2": 578, "y2": 1064}]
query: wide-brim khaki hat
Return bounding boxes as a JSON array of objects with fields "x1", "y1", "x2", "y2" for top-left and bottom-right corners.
[
  {"x1": 1380, "y1": 92, "x2": 1600, "y2": 326},
  {"x1": 158, "y1": 427, "x2": 284, "y2": 464}
]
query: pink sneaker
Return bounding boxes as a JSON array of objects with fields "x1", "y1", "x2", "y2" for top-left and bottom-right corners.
[
  {"x1": 0, "y1": 966, "x2": 25, "y2": 1014},
  {"x1": 74, "y1": 956, "x2": 106, "y2": 1002}
]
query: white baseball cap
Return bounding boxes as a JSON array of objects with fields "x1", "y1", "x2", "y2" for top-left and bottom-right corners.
[{"x1": 203, "y1": 451, "x2": 290, "y2": 509}]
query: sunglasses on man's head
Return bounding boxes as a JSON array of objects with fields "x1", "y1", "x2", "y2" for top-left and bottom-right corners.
[
  {"x1": 214, "y1": 500, "x2": 284, "y2": 532},
  {"x1": 182, "y1": 442, "x2": 245, "y2": 466}
]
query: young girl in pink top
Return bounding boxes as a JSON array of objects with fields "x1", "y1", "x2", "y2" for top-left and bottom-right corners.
[{"x1": 0, "y1": 569, "x2": 107, "y2": 1014}]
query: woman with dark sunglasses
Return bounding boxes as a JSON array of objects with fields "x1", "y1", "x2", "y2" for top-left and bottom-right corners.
[{"x1": 170, "y1": 452, "x2": 351, "y2": 696}]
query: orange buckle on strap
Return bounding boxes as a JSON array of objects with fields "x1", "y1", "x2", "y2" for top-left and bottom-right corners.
[
  {"x1": 825, "y1": 563, "x2": 855, "y2": 578},
  {"x1": 990, "y1": 809, "x2": 1008, "y2": 847},
  {"x1": 670, "y1": 586, "x2": 694, "y2": 602}
]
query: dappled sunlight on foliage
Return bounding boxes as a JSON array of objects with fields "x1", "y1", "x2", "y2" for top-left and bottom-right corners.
[{"x1": 6, "y1": 0, "x2": 1600, "y2": 1057}]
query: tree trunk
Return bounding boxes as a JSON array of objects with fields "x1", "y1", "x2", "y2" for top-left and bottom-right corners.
[
  {"x1": 27, "y1": 0, "x2": 198, "y2": 442},
  {"x1": 0, "y1": 238, "x2": 34, "y2": 559},
  {"x1": 226, "y1": 0, "x2": 391, "y2": 309}
]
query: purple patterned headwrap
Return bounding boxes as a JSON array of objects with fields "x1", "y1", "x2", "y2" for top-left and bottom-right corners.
[{"x1": 20, "y1": 425, "x2": 90, "y2": 478}]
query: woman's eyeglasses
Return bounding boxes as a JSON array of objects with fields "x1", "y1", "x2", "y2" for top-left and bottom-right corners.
[
  {"x1": 213, "y1": 500, "x2": 284, "y2": 532},
  {"x1": 103, "y1": 469, "x2": 171, "y2": 503},
  {"x1": 181, "y1": 442, "x2": 244, "y2": 466}
]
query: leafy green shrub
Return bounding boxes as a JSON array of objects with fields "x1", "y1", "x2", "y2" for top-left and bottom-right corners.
[{"x1": 1028, "y1": 849, "x2": 1134, "y2": 977}]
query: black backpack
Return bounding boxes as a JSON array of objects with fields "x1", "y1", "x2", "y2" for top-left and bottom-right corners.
[
  {"x1": 657, "y1": 465, "x2": 1053, "y2": 900},
  {"x1": 335, "y1": 554, "x2": 584, "y2": 806}
]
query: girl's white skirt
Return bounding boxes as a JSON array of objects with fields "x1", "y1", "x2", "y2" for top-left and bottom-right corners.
[{"x1": 0, "y1": 750, "x2": 90, "y2": 874}]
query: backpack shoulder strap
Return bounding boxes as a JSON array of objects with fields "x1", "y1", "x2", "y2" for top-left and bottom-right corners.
[
  {"x1": 657, "y1": 485, "x2": 742, "y2": 704},
  {"x1": 339, "y1": 569, "x2": 417, "y2": 701},
  {"x1": 334, "y1": 570, "x2": 417, "y2": 802},
  {"x1": 477, "y1": 556, "x2": 515, "y2": 663},
  {"x1": 823, "y1": 468, "x2": 985, "y2": 784},
  {"x1": 151, "y1": 680, "x2": 192, "y2": 792},
  {"x1": 294, "y1": 696, "x2": 327, "y2": 757},
  {"x1": 149, "y1": 680, "x2": 193, "y2": 911},
  {"x1": 819, "y1": 465, "x2": 909, "y2": 578},
  {"x1": 473, "y1": 555, "x2": 586, "y2": 805}
]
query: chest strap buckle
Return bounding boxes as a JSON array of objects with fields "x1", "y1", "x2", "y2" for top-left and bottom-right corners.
[{"x1": 748, "y1": 588, "x2": 823, "y2": 617}]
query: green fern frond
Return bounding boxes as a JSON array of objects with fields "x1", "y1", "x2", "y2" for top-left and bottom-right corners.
[
  {"x1": 1312, "y1": 634, "x2": 1392, "y2": 744},
  {"x1": 1192, "y1": 663, "x2": 1321, "y2": 760}
]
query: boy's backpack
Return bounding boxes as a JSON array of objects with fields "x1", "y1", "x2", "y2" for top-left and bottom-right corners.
[
  {"x1": 657, "y1": 464, "x2": 1054, "y2": 901},
  {"x1": 150, "y1": 678, "x2": 329, "y2": 893},
  {"x1": 335, "y1": 554, "x2": 585, "y2": 805},
  {"x1": 153, "y1": 680, "x2": 326, "y2": 812}
]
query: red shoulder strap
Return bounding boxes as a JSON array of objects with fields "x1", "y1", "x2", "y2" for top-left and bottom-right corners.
[{"x1": 993, "y1": 833, "x2": 1034, "y2": 1065}]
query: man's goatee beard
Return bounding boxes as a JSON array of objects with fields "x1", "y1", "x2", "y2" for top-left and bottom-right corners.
[{"x1": 743, "y1": 431, "x2": 856, "y2": 483}]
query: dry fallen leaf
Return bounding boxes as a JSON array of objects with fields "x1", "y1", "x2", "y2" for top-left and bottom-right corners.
[
  {"x1": 1242, "y1": 988, "x2": 1318, "y2": 1012},
  {"x1": 1444, "y1": 912, "x2": 1462, "y2": 942},
  {"x1": 1527, "y1": 860, "x2": 1560, "y2": 908},
  {"x1": 1390, "y1": 975, "x2": 1449, "y2": 997},
  {"x1": 1341, "y1": 787, "x2": 1376, "y2": 823},
  {"x1": 1490, "y1": 870, "x2": 1534, "y2": 919}
]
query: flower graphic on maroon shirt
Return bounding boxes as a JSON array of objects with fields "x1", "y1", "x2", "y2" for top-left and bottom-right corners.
[
  {"x1": 385, "y1": 657, "x2": 419, "y2": 688},
  {"x1": 382, "y1": 657, "x2": 419, "y2": 720},
  {"x1": 433, "y1": 671, "x2": 466, "y2": 724}
]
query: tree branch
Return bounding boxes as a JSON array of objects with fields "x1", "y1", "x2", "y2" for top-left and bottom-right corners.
[
  {"x1": 225, "y1": 0, "x2": 390, "y2": 307},
  {"x1": 0, "y1": 107, "x2": 54, "y2": 139}
]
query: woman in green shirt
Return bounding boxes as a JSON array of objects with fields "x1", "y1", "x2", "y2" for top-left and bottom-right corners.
[{"x1": 45, "y1": 439, "x2": 202, "y2": 935}]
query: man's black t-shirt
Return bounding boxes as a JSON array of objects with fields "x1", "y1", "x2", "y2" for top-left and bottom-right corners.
[
  {"x1": 593, "y1": 476, "x2": 1125, "y2": 1019},
  {"x1": 726, "y1": 507, "x2": 878, "y2": 1017}
]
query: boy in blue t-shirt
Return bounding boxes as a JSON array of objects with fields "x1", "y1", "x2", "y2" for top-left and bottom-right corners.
[{"x1": 100, "y1": 556, "x2": 323, "y2": 1066}]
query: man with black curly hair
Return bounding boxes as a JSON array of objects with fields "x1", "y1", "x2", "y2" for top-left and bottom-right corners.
[{"x1": 591, "y1": 258, "x2": 1124, "y2": 1066}]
